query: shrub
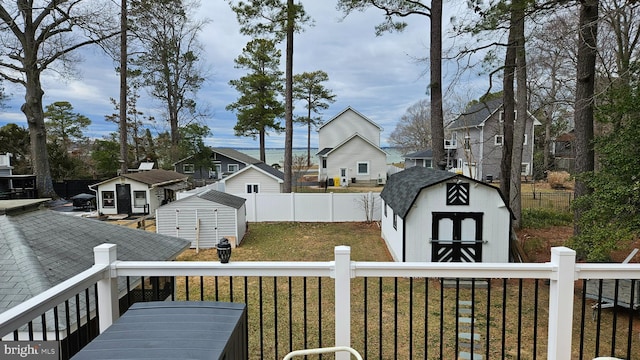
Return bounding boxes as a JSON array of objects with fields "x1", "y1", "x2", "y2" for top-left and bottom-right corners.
[
  {"x1": 547, "y1": 171, "x2": 573, "y2": 189},
  {"x1": 521, "y1": 208, "x2": 573, "y2": 229}
]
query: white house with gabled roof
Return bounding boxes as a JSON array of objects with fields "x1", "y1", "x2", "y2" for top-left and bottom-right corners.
[{"x1": 317, "y1": 107, "x2": 387, "y2": 186}]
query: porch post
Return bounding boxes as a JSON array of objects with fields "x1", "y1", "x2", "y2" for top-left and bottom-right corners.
[
  {"x1": 547, "y1": 246, "x2": 576, "y2": 360},
  {"x1": 94, "y1": 244, "x2": 119, "y2": 333},
  {"x1": 334, "y1": 246, "x2": 352, "y2": 360}
]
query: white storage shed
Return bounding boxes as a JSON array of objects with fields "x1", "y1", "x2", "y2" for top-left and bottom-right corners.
[
  {"x1": 156, "y1": 189, "x2": 247, "y2": 249},
  {"x1": 380, "y1": 166, "x2": 513, "y2": 263}
]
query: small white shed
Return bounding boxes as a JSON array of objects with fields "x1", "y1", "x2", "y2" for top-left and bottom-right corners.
[
  {"x1": 380, "y1": 166, "x2": 513, "y2": 263},
  {"x1": 156, "y1": 189, "x2": 247, "y2": 249}
]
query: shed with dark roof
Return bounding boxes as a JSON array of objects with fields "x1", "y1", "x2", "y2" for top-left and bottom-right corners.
[
  {"x1": 89, "y1": 169, "x2": 189, "y2": 216},
  {"x1": 380, "y1": 166, "x2": 512, "y2": 263},
  {"x1": 156, "y1": 189, "x2": 247, "y2": 249}
]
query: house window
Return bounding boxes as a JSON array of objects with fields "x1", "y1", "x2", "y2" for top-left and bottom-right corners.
[
  {"x1": 183, "y1": 163, "x2": 195, "y2": 174},
  {"x1": 499, "y1": 110, "x2": 517, "y2": 122},
  {"x1": 134, "y1": 191, "x2": 147, "y2": 207},
  {"x1": 102, "y1": 191, "x2": 115, "y2": 208},
  {"x1": 523, "y1": 134, "x2": 528, "y2": 145},
  {"x1": 322, "y1": 158, "x2": 327, "y2": 169},
  {"x1": 521, "y1": 163, "x2": 530, "y2": 175},
  {"x1": 246, "y1": 184, "x2": 259, "y2": 193},
  {"x1": 393, "y1": 212, "x2": 397, "y2": 230},
  {"x1": 495, "y1": 135, "x2": 504, "y2": 146},
  {"x1": 424, "y1": 159, "x2": 432, "y2": 168},
  {"x1": 357, "y1": 161, "x2": 369, "y2": 175},
  {"x1": 464, "y1": 136, "x2": 470, "y2": 150},
  {"x1": 228, "y1": 164, "x2": 239, "y2": 172},
  {"x1": 446, "y1": 183, "x2": 470, "y2": 205},
  {"x1": 384, "y1": 202, "x2": 387, "y2": 217}
]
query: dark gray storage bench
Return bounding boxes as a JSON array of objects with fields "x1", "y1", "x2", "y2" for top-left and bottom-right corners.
[{"x1": 72, "y1": 301, "x2": 247, "y2": 360}]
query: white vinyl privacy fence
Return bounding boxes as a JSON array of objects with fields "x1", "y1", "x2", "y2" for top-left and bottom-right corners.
[{"x1": 232, "y1": 192, "x2": 382, "y2": 222}]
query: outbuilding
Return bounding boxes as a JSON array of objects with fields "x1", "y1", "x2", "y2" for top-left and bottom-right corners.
[
  {"x1": 380, "y1": 166, "x2": 513, "y2": 263},
  {"x1": 156, "y1": 189, "x2": 247, "y2": 249}
]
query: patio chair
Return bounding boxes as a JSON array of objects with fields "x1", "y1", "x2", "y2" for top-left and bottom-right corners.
[{"x1": 282, "y1": 346, "x2": 363, "y2": 360}]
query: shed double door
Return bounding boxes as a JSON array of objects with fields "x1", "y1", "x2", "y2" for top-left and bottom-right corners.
[{"x1": 431, "y1": 212, "x2": 483, "y2": 262}]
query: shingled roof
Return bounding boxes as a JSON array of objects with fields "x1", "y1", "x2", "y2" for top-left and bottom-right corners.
[
  {"x1": 196, "y1": 189, "x2": 246, "y2": 209},
  {"x1": 212, "y1": 147, "x2": 262, "y2": 165},
  {"x1": 0, "y1": 209, "x2": 190, "y2": 315},
  {"x1": 447, "y1": 98, "x2": 502, "y2": 130},
  {"x1": 123, "y1": 169, "x2": 188, "y2": 185},
  {"x1": 380, "y1": 167, "x2": 458, "y2": 218}
]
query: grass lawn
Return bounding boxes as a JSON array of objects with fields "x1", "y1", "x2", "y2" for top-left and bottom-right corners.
[{"x1": 171, "y1": 222, "x2": 639, "y2": 359}]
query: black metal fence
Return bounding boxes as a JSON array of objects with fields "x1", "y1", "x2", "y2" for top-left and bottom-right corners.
[
  {"x1": 5, "y1": 274, "x2": 638, "y2": 360},
  {"x1": 521, "y1": 191, "x2": 574, "y2": 212}
]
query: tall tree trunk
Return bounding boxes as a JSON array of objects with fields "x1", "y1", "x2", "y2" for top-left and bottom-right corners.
[
  {"x1": 119, "y1": 0, "x2": 128, "y2": 175},
  {"x1": 573, "y1": 0, "x2": 598, "y2": 235},
  {"x1": 430, "y1": 0, "x2": 445, "y2": 169},
  {"x1": 307, "y1": 106, "x2": 312, "y2": 167},
  {"x1": 283, "y1": 0, "x2": 294, "y2": 193},
  {"x1": 510, "y1": 0, "x2": 527, "y2": 230},
  {"x1": 543, "y1": 112, "x2": 551, "y2": 171},
  {"x1": 259, "y1": 128, "x2": 266, "y2": 163},
  {"x1": 22, "y1": 70, "x2": 55, "y2": 198},
  {"x1": 501, "y1": 21, "x2": 517, "y2": 202}
]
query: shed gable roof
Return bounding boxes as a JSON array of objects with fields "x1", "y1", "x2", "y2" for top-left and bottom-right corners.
[
  {"x1": 196, "y1": 189, "x2": 246, "y2": 209},
  {"x1": 222, "y1": 163, "x2": 284, "y2": 184},
  {"x1": 381, "y1": 167, "x2": 457, "y2": 218}
]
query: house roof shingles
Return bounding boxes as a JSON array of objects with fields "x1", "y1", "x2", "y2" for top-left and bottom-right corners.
[
  {"x1": 254, "y1": 163, "x2": 284, "y2": 180},
  {"x1": 404, "y1": 149, "x2": 433, "y2": 159},
  {"x1": 123, "y1": 169, "x2": 188, "y2": 185},
  {"x1": 380, "y1": 167, "x2": 457, "y2": 218},
  {"x1": 212, "y1": 147, "x2": 261, "y2": 165},
  {"x1": 447, "y1": 98, "x2": 502, "y2": 130},
  {"x1": 0, "y1": 209, "x2": 190, "y2": 314}
]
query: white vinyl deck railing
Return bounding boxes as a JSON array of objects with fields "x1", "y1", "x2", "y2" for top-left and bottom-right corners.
[{"x1": 2, "y1": 245, "x2": 640, "y2": 360}]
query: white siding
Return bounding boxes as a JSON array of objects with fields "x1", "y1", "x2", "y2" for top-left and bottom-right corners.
[
  {"x1": 96, "y1": 180, "x2": 154, "y2": 215},
  {"x1": 224, "y1": 168, "x2": 281, "y2": 193},
  {"x1": 403, "y1": 183, "x2": 510, "y2": 263},
  {"x1": 319, "y1": 109, "x2": 381, "y2": 149},
  {"x1": 380, "y1": 202, "x2": 403, "y2": 262},
  {"x1": 156, "y1": 197, "x2": 245, "y2": 249},
  {"x1": 325, "y1": 137, "x2": 386, "y2": 184}
]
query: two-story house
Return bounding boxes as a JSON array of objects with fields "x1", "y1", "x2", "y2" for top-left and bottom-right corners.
[
  {"x1": 173, "y1": 147, "x2": 262, "y2": 182},
  {"x1": 317, "y1": 107, "x2": 387, "y2": 186},
  {"x1": 445, "y1": 99, "x2": 541, "y2": 181}
]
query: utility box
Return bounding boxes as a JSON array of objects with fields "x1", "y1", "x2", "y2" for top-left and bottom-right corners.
[{"x1": 72, "y1": 301, "x2": 247, "y2": 360}]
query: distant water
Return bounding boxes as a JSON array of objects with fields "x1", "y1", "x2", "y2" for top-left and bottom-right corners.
[{"x1": 237, "y1": 148, "x2": 404, "y2": 166}]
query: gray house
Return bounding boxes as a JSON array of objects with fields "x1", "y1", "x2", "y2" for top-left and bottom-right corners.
[
  {"x1": 173, "y1": 147, "x2": 262, "y2": 182},
  {"x1": 403, "y1": 149, "x2": 434, "y2": 169},
  {"x1": 445, "y1": 98, "x2": 541, "y2": 181},
  {"x1": 380, "y1": 166, "x2": 513, "y2": 263},
  {"x1": 0, "y1": 200, "x2": 190, "y2": 353},
  {"x1": 156, "y1": 189, "x2": 247, "y2": 249}
]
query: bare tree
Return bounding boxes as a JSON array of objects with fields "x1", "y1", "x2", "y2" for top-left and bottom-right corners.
[
  {"x1": 291, "y1": 153, "x2": 309, "y2": 192},
  {"x1": 0, "y1": 1, "x2": 119, "y2": 197},
  {"x1": 388, "y1": 99, "x2": 432, "y2": 154}
]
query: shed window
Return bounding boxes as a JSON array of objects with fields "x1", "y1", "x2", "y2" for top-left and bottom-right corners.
[
  {"x1": 246, "y1": 184, "x2": 259, "y2": 193},
  {"x1": 228, "y1": 164, "x2": 239, "y2": 172},
  {"x1": 102, "y1": 191, "x2": 115, "y2": 208},
  {"x1": 322, "y1": 158, "x2": 327, "y2": 169},
  {"x1": 183, "y1": 163, "x2": 195, "y2": 173},
  {"x1": 134, "y1": 191, "x2": 147, "y2": 207},
  {"x1": 357, "y1": 161, "x2": 369, "y2": 175}
]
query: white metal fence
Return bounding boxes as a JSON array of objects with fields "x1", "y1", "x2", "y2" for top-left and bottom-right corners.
[{"x1": 232, "y1": 192, "x2": 382, "y2": 222}]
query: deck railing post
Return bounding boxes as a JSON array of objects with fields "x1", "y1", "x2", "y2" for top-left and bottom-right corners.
[
  {"x1": 334, "y1": 246, "x2": 352, "y2": 360},
  {"x1": 547, "y1": 246, "x2": 576, "y2": 360},
  {"x1": 94, "y1": 244, "x2": 119, "y2": 333}
]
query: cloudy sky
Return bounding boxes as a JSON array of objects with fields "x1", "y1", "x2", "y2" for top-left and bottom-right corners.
[{"x1": 1, "y1": 1, "x2": 490, "y2": 149}]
